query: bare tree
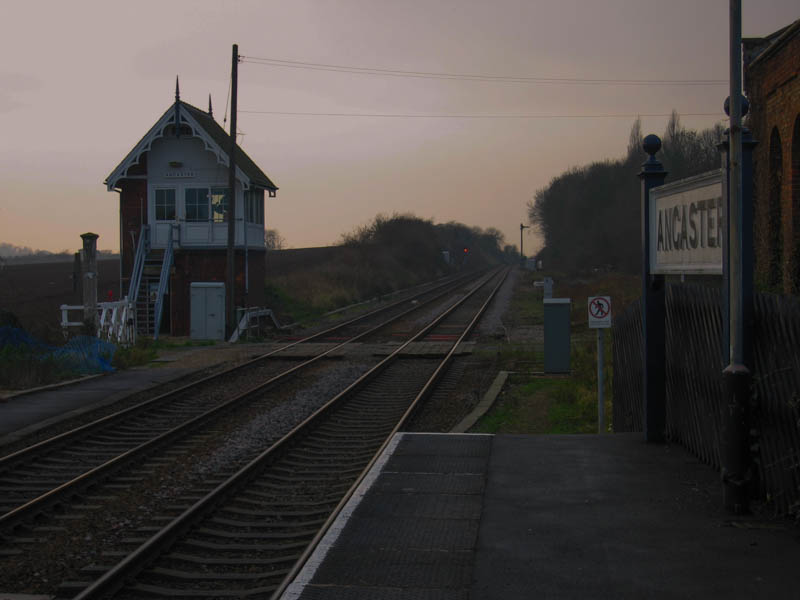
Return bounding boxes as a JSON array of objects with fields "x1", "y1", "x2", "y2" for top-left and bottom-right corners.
[
  {"x1": 264, "y1": 229, "x2": 286, "y2": 251},
  {"x1": 626, "y1": 116, "x2": 643, "y2": 161}
]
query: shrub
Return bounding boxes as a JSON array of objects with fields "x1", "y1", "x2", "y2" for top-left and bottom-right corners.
[
  {"x1": 112, "y1": 339, "x2": 158, "y2": 369},
  {"x1": 0, "y1": 345, "x2": 77, "y2": 390}
]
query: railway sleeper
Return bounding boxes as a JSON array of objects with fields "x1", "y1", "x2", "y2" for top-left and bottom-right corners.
[
  {"x1": 194, "y1": 526, "x2": 319, "y2": 540},
  {"x1": 179, "y1": 538, "x2": 310, "y2": 552},
  {"x1": 129, "y1": 581, "x2": 278, "y2": 597},
  {"x1": 52, "y1": 513, "x2": 90, "y2": 520},
  {"x1": 69, "y1": 503, "x2": 104, "y2": 510},
  {"x1": 13, "y1": 458, "x2": 90, "y2": 470},
  {"x1": 57, "y1": 450, "x2": 120, "y2": 459},
  {"x1": 89, "y1": 433, "x2": 153, "y2": 442},
  {"x1": 313, "y1": 426, "x2": 394, "y2": 438},
  {"x1": 0, "y1": 478, "x2": 65, "y2": 488},
  {"x1": 107, "y1": 476, "x2": 146, "y2": 483},
  {"x1": 120, "y1": 536, "x2": 152, "y2": 544},
  {"x1": 145, "y1": 566, "x2": 290, "y2": 581},
  {"x1": 303, "y1": 436, "x2": 386, "y2": 454},
  {"x1": 268, "y1": 465, "x2": 364, "y2": 478},
  {"x1": 285, "y1": 444, "x2": 376, "y2": 457},
  {"x1": 164, "y1": 551, "x2": 300, "y2": 566},
  {"x1": 275, "y1": 458, "x2": 369, "y2": 471},
  {"x1": 30, "y1": 525, "x2": 69, "y2": 533},
  {"x1": 56, "y1": 580, "x2": 95, "y2": 596},
  {"x1": 233, "y1": 492, "x2": 339, "y2": 507},
  {"x1": 220, "y1": 505, "x2": 331, "y2": 518},
  {"x1": 249, "y1": 478, "x2": 354, "y2": 492},
  {"x1": 208, "y1": 515, "x2": 326, "y2": 529}
]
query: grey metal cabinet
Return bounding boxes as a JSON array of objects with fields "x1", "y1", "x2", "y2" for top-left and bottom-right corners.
[
  {"x1": 543, "y1": 298, "x2": 571, "y2": 373},
  {"x1": 190, "y1": 282, "x2": 225, "y2": 340}
]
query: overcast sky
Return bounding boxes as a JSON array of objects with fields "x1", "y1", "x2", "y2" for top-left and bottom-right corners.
[{"x1": 1, "y1": 1, "x2": 797, "y2": 254}]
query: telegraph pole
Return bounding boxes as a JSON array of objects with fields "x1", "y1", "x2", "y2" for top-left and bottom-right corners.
[
  {"x1": 226, "y1": 43, "x2": 238, "y2": 339},
  {"x1": 520, "y1": 223, "x2": 530, "y2": 266}
]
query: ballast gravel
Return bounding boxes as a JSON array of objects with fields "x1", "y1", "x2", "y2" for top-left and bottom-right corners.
[
  {"x1": 191, "y1": 361, "x2": 373, "y2": 477},
  {"x1": 0, "y1": 360, "x2": 373, "y2": 596}
]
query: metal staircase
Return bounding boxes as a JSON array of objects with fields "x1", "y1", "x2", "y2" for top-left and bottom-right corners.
[{"x1": 127, "y1": 225, "x2": 175, "y2": 339}]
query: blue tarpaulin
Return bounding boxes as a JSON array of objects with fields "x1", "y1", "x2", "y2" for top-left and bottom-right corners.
[{"x1": 0, "y1": 327, "x2": 115, "y2": 374}]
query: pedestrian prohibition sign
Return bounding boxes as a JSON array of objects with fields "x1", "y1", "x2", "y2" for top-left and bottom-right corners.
[{"x1": 588, "y1": 296, "x2": 612, "y2": 329}]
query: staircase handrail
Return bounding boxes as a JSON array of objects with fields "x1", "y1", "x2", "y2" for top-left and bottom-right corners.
[
  {"x1": 153, "y1": 224, "x2": 176, "y2": 339},
  {"x1": 127, "y1": 225, "x2": 149, "y2": 309}
]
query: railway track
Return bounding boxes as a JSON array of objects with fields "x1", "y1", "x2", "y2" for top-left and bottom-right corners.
[
  {"x1": 64, "y1": 266, "x2": 508, "y2": 600},
  {"x1": 0, "y1": 271, "x2": 479, "y2": 531}
]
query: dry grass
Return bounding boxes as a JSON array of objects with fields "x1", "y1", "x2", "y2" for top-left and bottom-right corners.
[{"x1": 471, "y1": 268, "x2": 633, "y2": 434}]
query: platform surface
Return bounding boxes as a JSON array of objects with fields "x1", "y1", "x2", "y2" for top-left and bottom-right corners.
[
  {"x1": 284, "y1": 433, "x2": 800, "y2": 600},
  {"x1": 0, "y1": 367, "x2": 194, "y2": 443}
]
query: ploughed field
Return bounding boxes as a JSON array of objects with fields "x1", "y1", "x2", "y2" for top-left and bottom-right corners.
[
  {"x1": 0, "y1": 259, "x2": 121, "y2": 339},
  {"x1": 0, "y1": 248, "x2": 345, "y2": 340}
]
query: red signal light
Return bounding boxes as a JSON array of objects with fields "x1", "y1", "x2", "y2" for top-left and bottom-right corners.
[{"x1": 463, "y1": 247, "x2": 469, "y2": 253}]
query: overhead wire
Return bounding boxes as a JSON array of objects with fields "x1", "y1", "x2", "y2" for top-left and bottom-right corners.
[
  {"x1": 240, "y1": 55, "x2": 727, "y2": 87},
  {"x1": 238, "y1": 110, "x2": 725, "y2": 120}
]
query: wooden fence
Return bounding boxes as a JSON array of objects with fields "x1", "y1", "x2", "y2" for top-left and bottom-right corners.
[{"x1": 613, "y1": 284, "x2": 800, "y2": 515}]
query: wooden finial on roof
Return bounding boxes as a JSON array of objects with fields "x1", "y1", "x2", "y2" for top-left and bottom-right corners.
[
  {"x1": 175, "y1": 75, "x2": 180, "y2": 102},
  {"x1": 208, "y1": 94, "x2": 213, "y2": 117}
]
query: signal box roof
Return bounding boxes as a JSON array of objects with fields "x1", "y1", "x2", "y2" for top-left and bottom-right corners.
[{"x1": 105, "y1": 99, "x2": 278, "y2": 193}]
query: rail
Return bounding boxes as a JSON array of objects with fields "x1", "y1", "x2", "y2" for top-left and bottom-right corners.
[
  {"x1": 69, "y1": 268, "x2": 507, "y2": 599},
  {"x1": 0, "y1": 270, "x2": 483, "y2": 531}
]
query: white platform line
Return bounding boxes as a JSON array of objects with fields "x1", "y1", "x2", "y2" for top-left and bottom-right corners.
[{"x1": 279, "y1": 432, "x2": 405, "y2": 600}]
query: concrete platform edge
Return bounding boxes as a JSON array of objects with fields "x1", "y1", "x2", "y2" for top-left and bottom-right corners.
[
  {"x1": 280, "y1": 432, "x2": 405, "y2": 600},
  {"x1": 450, "y1": 370, "x2": 510, "y2": 433},
  {"x1": 0, "y1": 374, "x2": 103, "y2": 402},
  {"x1": 0, "y1": 368, "x2": 201, "y2": 447}
]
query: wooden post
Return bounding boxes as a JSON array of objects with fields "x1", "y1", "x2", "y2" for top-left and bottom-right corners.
[
  {"x1": 73, "y1": 251, "x2": 81, "y2": 294},
  {"x1": 226, "y1": 43, "x2": 239, "y2": 340},
  {"x1": 80, "y1": 232, "x2": 100, "y2": 330},
  {"x1": 520, "y1": 223, "x2": 529, "y2": 266},
  {"x1": 639, "y1": 135, "x2": 667, "y2": 442}
]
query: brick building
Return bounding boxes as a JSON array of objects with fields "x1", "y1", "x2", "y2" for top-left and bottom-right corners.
[
  {"x1": 743, "y1": 18, "x2": 800, "y2": 294},
  {"x1": 105, "y1": 83, "x2": 278, "y2": 338}
]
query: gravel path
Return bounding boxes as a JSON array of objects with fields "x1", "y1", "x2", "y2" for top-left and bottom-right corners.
[{"x1": 476, "y1": 266, "x2": 518, "y2": 339}]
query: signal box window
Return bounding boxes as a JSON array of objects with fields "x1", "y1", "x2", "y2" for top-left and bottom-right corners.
[
  {"x1": 155, "y1": 189, "x2": 176, "y2": 221},
  {"x1": 185, "y1": 188, "x2": 209, "y2": 222},
  {"x1": 244, "y1": 189, "x2": 265, "y2": 224},
  {"x1": 210, "y1": 188, "x2": 229, "y2": 223}
]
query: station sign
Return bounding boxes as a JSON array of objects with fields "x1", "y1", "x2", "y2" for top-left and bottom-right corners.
[
  {"x1": 649, "y1": 169, "x2": 723, "y2": 275},
  {"x1": 588, "y1": 296, "x2": 611, "y2": 329}
]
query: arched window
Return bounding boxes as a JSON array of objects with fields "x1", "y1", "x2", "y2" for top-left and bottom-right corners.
[
  {"x1": 792, "y1": 116, "x2": 800, "y2": 294},
  {"x1": 768, "y1": 127, "x2": 783, "y2": 289}
]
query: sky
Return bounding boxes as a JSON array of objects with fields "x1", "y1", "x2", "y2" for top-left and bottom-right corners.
[{"x1": 0, "y1": 1, "x2": 797, "y2": 255}]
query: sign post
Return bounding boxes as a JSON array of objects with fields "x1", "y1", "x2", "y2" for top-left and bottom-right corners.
[
  {"x1": 588, "y1": 296, "x2": 611, "y2": 433},
  {"x1": 640, "y1": 135, "x2": 668, "y2": 442}
]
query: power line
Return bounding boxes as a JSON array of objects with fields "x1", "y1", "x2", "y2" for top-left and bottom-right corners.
[
  {"x1": 239, "y1": 109, "x2": 725, "y2": 119},
  {"x1": 240, "y1": 55, "x2": 727, "y2": 86}
]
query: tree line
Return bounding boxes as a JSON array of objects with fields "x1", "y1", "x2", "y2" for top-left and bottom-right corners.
[
  {"x1": 528, "y1": 112, "x2": 725, "y2": 274},
  {"x1": 341, "y1": 213, "x2": 514, "y2": 282}
]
